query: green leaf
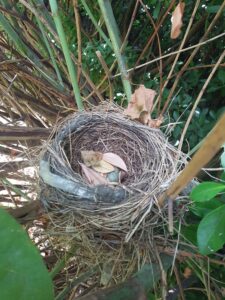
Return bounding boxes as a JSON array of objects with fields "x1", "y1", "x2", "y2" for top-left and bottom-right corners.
[
  {"x1": 147, "y1": 292, "x2": 156, "y2": 300},
  {"x1": 191, "y1": 198, "x2": 223, "y2": 218},
  {"x1": 0, "y1": 208, "x2": 54, "y2": 300},
  {"x1": 153, "y1": 2, "x2": 161, "y2": 19},
  {"x1": 190, "y1": 182, "x2": 225, "y2": 202},
  {"x1": 206, "y1": 5, "x2": 220, "y2": 13},
  {"x1": 181, "y1": 224, "x2": 198, "y2": 245},
  {"x1": 218, "y1": 70, "x2": 225, "y2": 84},
  {"x1": 197, "y1": 205, "x2": 225, "y2": 255},
  {"x1": 221, "y1": 171, "x2": 225, "y2": 182}
]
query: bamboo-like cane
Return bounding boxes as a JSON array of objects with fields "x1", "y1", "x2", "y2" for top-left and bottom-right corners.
[
  {"x1": 49, "y1": 0, "x2": 84, "y2": 110},
  {"x1": 98, "y1": 0, "x2": 132, "y2": 101}
]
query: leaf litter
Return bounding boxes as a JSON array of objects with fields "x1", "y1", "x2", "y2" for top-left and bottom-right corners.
[
  {"x1": 80, "y1": 151, "x2": 128, "y2": 185},
  {"x1": 124, "y1": 85, "x2": 162, "y2": 128},
  {"x1": 170, "y1": 2, "x2": 185, "y2": 39}
]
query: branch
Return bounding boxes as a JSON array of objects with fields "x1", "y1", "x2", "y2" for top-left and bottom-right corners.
[{"x1": 159, "y1": 111, "x2": 225, "y2": 206}]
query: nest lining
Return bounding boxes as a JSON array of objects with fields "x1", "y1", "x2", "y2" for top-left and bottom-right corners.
[{"x1": 39, "y1": 108, "x2": 185, "y2": 241}]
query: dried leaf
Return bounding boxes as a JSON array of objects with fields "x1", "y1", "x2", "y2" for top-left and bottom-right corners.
[
  {"x1": 124, "y1": 85, "x2": 156, "y2": 125},
  {"x1": 80, "y1": 163, "x2": 108, "y2": 185},
  {"x1": 148, "y1": 118, "x2": 163, "y2": 128},
  {"x1": 92, "y1": 160, "x2": 114, "y2": 174},
  {"x1": 170, "y1": 2, "x2": 185, "y2": 39},
  {"x1": 183, "y1": 267, "x2": 192, "y2": 279},
  {"x1": 81, "y1": 150, "x2": 102, "y2": 167},
  {"x1": 102, "y1": 153, "x2": 128, "y2": 172}
]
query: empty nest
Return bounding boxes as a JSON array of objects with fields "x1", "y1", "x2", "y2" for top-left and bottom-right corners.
[{"x1": 39, "y1": 107, "x2": 185, "y2": 242}]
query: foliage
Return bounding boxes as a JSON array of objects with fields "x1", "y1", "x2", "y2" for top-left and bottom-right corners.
[
  {"x1": 189, "y1": 170, "x2": 225, "y2": 255},
  {"x1": 0, "y1": 208, "x2": 54, "y2": 300},
  {"x1": 0, "y1": 0, "x2": 224, "y2": 151},
  {"x1": 197, "y1": 205, "x2": 225, "y2": 255},
  {"x1": 71, "y1": 0, "x2": 224, "y2": 152},
  {"x1": 177, "y1": 148, "x2": 225, "y2": 298},
  {"x1": 0, "y1": 0, "x2": 224, "y2": 299},
  {"x1": 190, "y1": 181, "x2": 225, "y2": 202}
]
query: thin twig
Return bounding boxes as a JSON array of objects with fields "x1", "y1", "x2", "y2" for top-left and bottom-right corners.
[
  {"x1": 20, "y1": 0, "x2": 103, "y2": 103},
  {"x1": 159, "y1": 0, "x2": 225, "y2": 117},
  {"x1": 171, "y1": 219, "x2": 182, "y2": 274},
  {"x1": 113, "y1": 31, "x2": 225, "y2": 78},
  {"x1": 174, "y1": 265, "x2": 186, "y2": 300},
  {"x1": 73, "y1": 0, "x2": 82, "y2": 83},
  {"x1": 158, "y1": 112, "x2": 225, "y2": 206},
  {"x1": 138, "y1": 0, "x2": 163, "y2": 114},
  {"x1": 120, "y1": 0, "x2": 139, "y2": 53},
  {"x1": 202, "y1": 167, "x2": 225, "y2": 171},
  {"x1": 80, "y1": 0, "x2": 112, "y2": 48},
  {"x1": 169, "y1": 63, "x2": 225, "y2": 79},
  {"x1": 157, "y1": 246, "x2": 225, "y2": 267},
  {"x1": 96, "y1": 50, "x2": 113, "y2": 102},
  {"x1": 134, "y1": 0, "x2": 176, "y2": 67},
  {"x1": 178, "y1": 50, "x2": 225, "y2": 152},
  {"x1": 84, "y1": 59, "x2": 117, "y2": 102},
  {"x1": 34, "y1": 8, "x2": 64, "y2": 87},
  {"x1": 168, "y1": 197, "x2": 174, "y2": 234},
  {"x1": 154, "y1": 0, "x2": 201, "y2": 113}
]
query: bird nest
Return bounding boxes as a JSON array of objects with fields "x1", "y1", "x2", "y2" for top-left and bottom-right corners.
[{"x1": 39, "y1": 106, "x2": 185, "y2": 243}]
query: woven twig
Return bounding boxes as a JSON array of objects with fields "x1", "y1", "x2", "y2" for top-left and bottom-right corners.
[{"x1": 39, "y1": 106, "x2": 185, "y2": 241}]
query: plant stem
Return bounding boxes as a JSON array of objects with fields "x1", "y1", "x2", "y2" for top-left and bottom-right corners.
[
  {"x1": 112, "y1": 32, "x2": 225, "y2": 78},
  {"x1": 50, "y1": 257, "x2": 67, "y2": 279},
  {"x1": 178, "y1": 50, "x2": 225, "y2": 152},
  {"x1": 55, "y1": 266, "x2": 98, "y2": 300},
  {"x1": 98, "y1": 0, "x2": 132, "y2": 101},
  {"x1": 159, "y1": 0, "x2": 225, "y2": 118},
  {"x1": 1, "y1": 178, "x2": 32, "y2": 202},
  {"x1": 154, "y1": 0, "x2": 201, "y2": 111},
  {"x1": 0, "y1": 11, "x2": 64, "y2": 92},
  {"x1": 80, "y1": 0, "x2": 112, "y2": 49},
  {"x1": 158, "y1": 111, "x2": 225, "y2": 207},
  {"x1": 73, "y1": 0, "x2": 82, "y2": 83},
  {"x1": 49, "y1": 0, "x2": 84, "y2": 110},
  {"x1": 21, "y1": 0, "x2": 104, "y2": 103},
  {"x1": 35, "y1": 13, "x2": 64, "y2": 87}
]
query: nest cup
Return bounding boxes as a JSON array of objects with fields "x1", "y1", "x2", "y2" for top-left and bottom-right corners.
[{"x1": 39, "y1": 107, "x2": 184, "y2": 242}]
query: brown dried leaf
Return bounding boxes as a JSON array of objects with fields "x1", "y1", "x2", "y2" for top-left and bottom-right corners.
[
  {"x1": 102, "y1": 153, "x2": 128, "y2": 172},
  {"x1": 183, "y1": 267, "x2": 192, "y2": 279},
  {"x1": 92, "y1": 160, "x2": 114, "y2": 174},
  {"x1": 80, "y1": 163, "x2": 108, "y2": 185},
  {"x1": 170, "y1": 2, "x2": 185, "y2": 39},
  {"x1": 124, "y1": 85, "x2": 156, "y2": 125},
  {"x1": 148, "y1": 117, "x2": 163, "y2": 128},
  {"x1": 81, "y1": 150, "x2": 102, "y2": 167}
]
